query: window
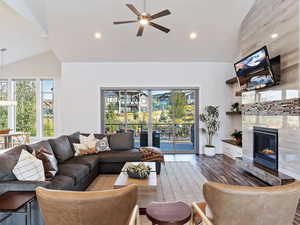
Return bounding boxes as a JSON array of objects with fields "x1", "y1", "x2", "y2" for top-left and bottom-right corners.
[
  {"x1": 0, "y1": 79, "x2": 55, "y2": 137},
  {"x1": 41, "y1": 80, "x2": 54, "y2": 136},
  {"x1": 14, "y1": 80, "x2": 37, "y2": 136},
  {"x1": 0, "y1": 80, "x2": 9, "y2": 129},
  {"x1": 102, "y1": 88, "x2": 199, "y2": 153}
]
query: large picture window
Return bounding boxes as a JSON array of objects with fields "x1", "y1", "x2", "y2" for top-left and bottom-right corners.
[
  {"x1": 101, "y1": 88, "x2": 199, "y2": 154},
  {"x1": 0, "y1": 79, "x2": 55, "y2": 137},
  {"x1": 0, "y1": 80, "x2": 9, "y2": 129},
  {"x1": 14, "y1": 80, "x2": 37, "y2": 136}
]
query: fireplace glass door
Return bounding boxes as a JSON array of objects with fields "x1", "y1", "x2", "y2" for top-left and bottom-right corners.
[{"x1": 253, "y1": 127, "x2": 278, "y2": 171}]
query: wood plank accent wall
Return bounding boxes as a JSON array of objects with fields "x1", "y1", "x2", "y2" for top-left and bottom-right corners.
[{"x1": 239, "y1": 0, "x2": 299, "y2": 90}]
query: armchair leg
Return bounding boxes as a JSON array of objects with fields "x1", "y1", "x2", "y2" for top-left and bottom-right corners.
[{"x1": 129, "y1": 205, "x2": 140, "y2": 225}]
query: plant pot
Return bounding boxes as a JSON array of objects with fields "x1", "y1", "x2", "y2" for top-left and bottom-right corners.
[{"x1": 204, "y1": 146, "x2": 216, "y2": 157}]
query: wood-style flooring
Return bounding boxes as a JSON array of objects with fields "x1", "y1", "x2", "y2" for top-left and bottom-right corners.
[{"x1": 164, "y1": 154, "x2": 300, "y2": 225}]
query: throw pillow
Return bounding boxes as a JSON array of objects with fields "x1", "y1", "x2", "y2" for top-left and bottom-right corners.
[
  {"x1": 12, "y1": 150, "x2": 45, "y2": 182},
  {"x1": 109, "y1": 133, "x2": 134, "y2": 151},
  {"x1": 36, "y1": 147, "x2": 58, "y2": 180},
  {"x1": 73, "y1": 143, "x2": 97, "y2": 156},
  {"x1": 80, "y1": 133, "x2": 96, "y2": 146},
  {"x1": 96, "y1": 137, "x2": 111, "y2": 153}
]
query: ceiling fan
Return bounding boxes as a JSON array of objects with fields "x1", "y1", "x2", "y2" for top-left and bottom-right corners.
[{"x1": 113, "y1": 1, "x2": 171, "y2": 37}]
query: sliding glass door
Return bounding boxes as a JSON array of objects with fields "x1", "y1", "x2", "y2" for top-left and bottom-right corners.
[{"x1": 101, "y1": 88, "x2": 199, "y2": 154}]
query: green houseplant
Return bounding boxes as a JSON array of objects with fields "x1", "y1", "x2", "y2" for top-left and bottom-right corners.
[
  {"x1": 231, "y1": 130, "x2": 242, "y2": 146},
  {"x1": 200, "y1": 106, "x2": 220, "y2": 156}
]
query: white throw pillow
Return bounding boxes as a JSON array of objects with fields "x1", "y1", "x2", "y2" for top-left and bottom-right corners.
[
  {"x1": 96, "y1": 137, "x2": 111, "y2": 153},
  {"x1": 80, "y1": 133, "x2": 96, "y2": 146},
  {"x1": 13, "y1": 150, "x2": 45, "y2": 182}
]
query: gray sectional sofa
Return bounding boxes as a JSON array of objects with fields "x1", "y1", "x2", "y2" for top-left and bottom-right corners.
[{"x1": 0, "y1": 131, "x2": 161, "y2": 225}]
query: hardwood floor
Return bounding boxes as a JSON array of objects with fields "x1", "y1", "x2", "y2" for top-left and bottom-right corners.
[{"x1": 164, "y1": 154, "x2": 300, "y2": 225}]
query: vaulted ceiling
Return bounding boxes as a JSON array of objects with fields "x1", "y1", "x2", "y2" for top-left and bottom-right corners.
[{"x1": 0, "y1": 0, "x2": 255, "y2": 64}]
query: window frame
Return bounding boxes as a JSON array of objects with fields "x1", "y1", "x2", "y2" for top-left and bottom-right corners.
[{"x1": 1, "y1": 78, "x2": 56, "y2": 138}]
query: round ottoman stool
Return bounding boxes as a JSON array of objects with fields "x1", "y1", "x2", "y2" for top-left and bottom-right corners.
[{"x1": 146, "y1": 201, "x2": 191, "y2": 225}]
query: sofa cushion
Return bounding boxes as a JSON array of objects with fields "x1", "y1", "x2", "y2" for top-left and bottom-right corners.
[
  {"x1": 27, "y1": 140, "x2": 54, "y2": 155},
  {"x1": 63, "y1": 155, "x2": 100, "y2": 172},
  {"x1": 81, "y1": 133, "x2": 107, "y2": 140},
  {"x1": 36, "y1": 147, "x2": 58, "y2": 179},
  {"x1": 0, "y1": 145, "x2": 31, "y2": 182},
  {"x1": 108, "y1": 133, "x2": 134, "y2": 151},
  {"x1": 46, "y1": 175, "x2": 75, "y2": 190},
  {"x1": 98, "y1": 149, "x2": 141, "y2": 163},
  {"x1": 0, "y1": 180, "x2": 50, "y2": 193},
  {"x1": 49, "y1": 136, "x2": 74, "y2": 163},
  {"x1": 67, "y1": 131, "x2": 80, "y2": 145},
  {"x1": 58, "y1": 164, "x2": 89, "y2": 185}
]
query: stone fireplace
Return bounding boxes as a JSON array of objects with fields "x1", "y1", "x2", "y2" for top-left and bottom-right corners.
[
  {"x1": 253, "y1": 127, "x2": 278, "y2": 171},
  {"x1": 240, "y1": 95, "x2": 300, "y2": 183}
]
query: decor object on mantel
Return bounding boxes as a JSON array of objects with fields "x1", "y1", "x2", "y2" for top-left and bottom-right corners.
[
  {"x1": 113, "y1": 0, "x2": 171, "y2": 37},
  {"x1": 231, "y1": 130, "x2": 242, "y2": 146},
  {"x1": 200, "y1": 106, "x2": 220, "y2": 157},
  {"x1": 231, "y1": 102, "x2": 240, "y2": 112},
  {"x1": 126, "y1": 163, "x2": 151, "y2": 179}
]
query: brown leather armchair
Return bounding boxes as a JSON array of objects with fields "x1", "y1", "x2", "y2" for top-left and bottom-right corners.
[
  {"x1": 36, "y1": 185, "x2": 139, "y2": 225},
  {"x1": 191, "y1": 181, "x2": 300, "y2": 225}
]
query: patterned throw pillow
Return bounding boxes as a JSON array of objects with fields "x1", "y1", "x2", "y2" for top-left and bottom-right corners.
[
  {"x1": 36, "y1": 147, "x2": 58, "y2": 180},
  {"x1": 12, "y1": 150, "x2": 45, "y2": 182},
  {"x1": 96, "y1": 137, "x2": 111, "y2": 153},
  {"x1": 73, "y1": 143, "x2": 97, "y2": 156}
]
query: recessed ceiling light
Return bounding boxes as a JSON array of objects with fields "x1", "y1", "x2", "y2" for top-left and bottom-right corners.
[
  {"x1": 94, "y1": 32, "x2": 102, "y2": 39},
  {"x1": 271, "y1": 33, "x2": 279, "y2": 39},
  {"x1": 190, "y1": 32, "x2": 197, "y2": 40}
]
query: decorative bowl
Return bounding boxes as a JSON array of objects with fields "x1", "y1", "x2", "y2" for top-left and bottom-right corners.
[{"x1": 126, "y1": 163, "x2": 151, "y2": 179}]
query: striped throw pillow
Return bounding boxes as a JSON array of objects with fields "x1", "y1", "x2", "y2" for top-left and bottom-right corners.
[{"x1": 13, "y1": 150, "x2": 45, "y2": 182}]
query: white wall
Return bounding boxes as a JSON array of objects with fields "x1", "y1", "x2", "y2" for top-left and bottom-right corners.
[
  {"x1": 2, "y1": 51, "x2": 61, "y2": 78},
  {"x1": 60, "y1": 62, "x2": 234, "y2": 154}
]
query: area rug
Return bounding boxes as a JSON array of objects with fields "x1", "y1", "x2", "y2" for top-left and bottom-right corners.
[{"x1": 88, "y1": 161, "x2": 207, "y2": 206}]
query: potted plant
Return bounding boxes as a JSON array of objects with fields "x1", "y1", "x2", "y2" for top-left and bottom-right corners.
[
  {"x1": 231, "y1": 130, "x2": 242, "y2": 146},
  {"x1": 200, "y1": 105, "x2": 220, "y2": 156}
]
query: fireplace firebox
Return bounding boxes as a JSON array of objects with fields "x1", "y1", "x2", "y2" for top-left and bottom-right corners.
[{"x1": 253, "y1": 127, "x2": 278, "y2": 171}]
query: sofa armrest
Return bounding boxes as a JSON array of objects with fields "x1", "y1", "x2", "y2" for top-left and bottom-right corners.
[
  {"x1": 128, "y1": 205, "x2": 140, "y2": 225},
  {"x1": 0, "y1": 180, "x2": 50, "y2": 194},
  {"x1": 191, "y1": 202, "x2": 214, "y2": 225}
]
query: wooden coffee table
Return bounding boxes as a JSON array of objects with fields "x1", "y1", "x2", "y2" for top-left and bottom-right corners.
[{"x1": 114, "y1": 162, "x2": 157, "y2": 191}]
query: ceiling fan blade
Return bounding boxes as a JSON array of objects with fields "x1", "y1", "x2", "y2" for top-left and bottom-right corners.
[
  {"x1": 150, "y1": 10, "x2": 171, "y2": 20},
  {"x1": 149, "y1": 22, "x2": 170, "y2": 33},
  {"x1": 126, "y1": 4, "x2": 141, "y2": 16},
  {"x1": 113, "y1": 20, "x2": 138, "y2": 25},
  {"x1": 137, "y1": 25, "x2": 144, "y2": 37}
]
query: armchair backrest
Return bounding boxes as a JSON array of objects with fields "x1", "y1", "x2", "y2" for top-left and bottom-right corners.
[
  {"x1": 37, "y1": 185, "x2": 138, "y2": 225},
  {"x1": 203, "y1": 181, "x2": 300, "y2": 225}
]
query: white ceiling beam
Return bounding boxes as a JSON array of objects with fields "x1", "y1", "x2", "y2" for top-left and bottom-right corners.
[{"x1": 2, "y1": 0, "x2": 48, "y2": 37}]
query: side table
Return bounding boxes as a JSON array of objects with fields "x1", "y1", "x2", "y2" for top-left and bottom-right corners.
[
  {"x1": 0, "y1": 191, "x2": 35, "y2": 225},
  {"x1": 146, "y1": 201, "x2": 191, "y2": 225}
]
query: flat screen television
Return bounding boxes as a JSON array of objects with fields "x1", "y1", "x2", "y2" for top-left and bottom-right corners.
[{"x1": 234, "y1": 46, "x2": 277, "y2": 91}]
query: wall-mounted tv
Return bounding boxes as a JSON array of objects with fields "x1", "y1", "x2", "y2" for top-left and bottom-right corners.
[{"x1": 234, "y1": 46, "x2": 279, "y2": 91}]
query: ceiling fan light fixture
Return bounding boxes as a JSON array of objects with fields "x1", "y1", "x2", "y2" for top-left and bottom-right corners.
[{"x1": 139, "y1": 18, "x2": 149, "y2": 25}]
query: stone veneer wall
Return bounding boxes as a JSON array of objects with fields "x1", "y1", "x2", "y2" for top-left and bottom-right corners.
[{"x1": 239, "y1": 0, "x2": 300, "y2": 179}]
